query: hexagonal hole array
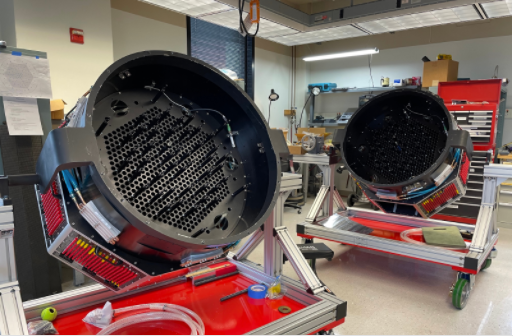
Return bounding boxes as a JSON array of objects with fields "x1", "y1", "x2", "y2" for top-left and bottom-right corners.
[{"x1": 103, "y1": 107, "x2": 230, "y2": 233}]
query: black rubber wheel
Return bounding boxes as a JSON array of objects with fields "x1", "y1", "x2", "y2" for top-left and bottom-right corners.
[{"x1": 347, "y1": 193, "x2": 358, "y2": 207}]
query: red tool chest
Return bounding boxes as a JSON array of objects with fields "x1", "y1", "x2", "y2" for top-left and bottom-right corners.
[{"x1": 433, "y1": 79, "x2": 502, "y2": 224}]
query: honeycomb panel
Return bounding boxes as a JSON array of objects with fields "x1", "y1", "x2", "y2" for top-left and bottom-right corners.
[
  {"x1": 103, "y1": 106, "x2": 230, "y2": 234},
  {"x1": 356, "y1": 114, "x2": 444, "y2": 184}
]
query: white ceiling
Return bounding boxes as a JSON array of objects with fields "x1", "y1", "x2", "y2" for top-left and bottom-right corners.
[{"x1": 139, "y1": 0, "x2": 512, "y2": 46}]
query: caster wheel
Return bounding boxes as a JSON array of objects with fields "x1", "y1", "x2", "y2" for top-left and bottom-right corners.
[
  {"x1": 481, "y1": 258, "x2": 492, "y2": 271},
  {"x1": 298, "y1": 210, "x2": 302, "y2": 214},
  {"x1": 347, "y1": 193, "x2": 358, "y2": 207},
  {"x1": 452, "y1": 278, "x2": 470, "y2": 309}
]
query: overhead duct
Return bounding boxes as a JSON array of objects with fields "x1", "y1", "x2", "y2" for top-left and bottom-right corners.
[{"x1": 139, "y1": 0, "x2": 511, "y2": 46}]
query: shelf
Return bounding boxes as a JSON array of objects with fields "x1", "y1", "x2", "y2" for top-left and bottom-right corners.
[
  {"x1": 307, "y1": 122, "x2": 346, "y2": 127},
  {"x1": 319, "y1": 85, "x2": 420, "y2": 94}
]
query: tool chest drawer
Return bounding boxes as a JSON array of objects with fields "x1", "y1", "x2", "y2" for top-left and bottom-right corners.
[
  {"x1": 465, "y1": 188, "x2": 483, "y2": 198},
  {"x1": 450, "y1": 110, "x2": 494, "y2": 142},
  {"x1": 458, "y1": 195, "x2": 482, "y2": 205}
]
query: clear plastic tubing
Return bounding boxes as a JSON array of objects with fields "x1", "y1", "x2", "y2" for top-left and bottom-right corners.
[
  {"x1": 97, "y1": 303, "x2": 205, "y2": 335},
  {"x1": 400, "y1": 228, "x2": 470, "y2": 250}
]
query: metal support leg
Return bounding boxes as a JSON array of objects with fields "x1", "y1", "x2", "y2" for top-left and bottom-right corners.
[
  {"x1": 73, "y1": 269, "x2": 85, "y2": 287},
  {"x1": 274, "y1": 226, "x2": 324, "y2": 294},
  {"x1": 333, "y1": 187, "x2": 347, "y2": 212},
  {"x1": 0, "y1": 282, "x2": 28, "y2": 335},
  {"x1": 264, "y1": 209, "x2": 282, "y2": 277},
  {"x1": 306, "y1": 180, "x2": 345, "y2": 224},
  {"x1": 470, "y1": 174, "x2": 501, "y2": 253},
  {"x1": 302, "y1": 163, "x2": 309, "y2": 204},
  {"x1": 306, "y1": 185, "x2": 329, "y2": 223},
  {"x1": 233, "y1": 227, "x2": 265, "y2": 261}
]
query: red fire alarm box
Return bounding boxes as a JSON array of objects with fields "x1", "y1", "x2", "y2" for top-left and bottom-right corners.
[{"x1": 70, "y1": 28, "x2": 84, "y2": 44}]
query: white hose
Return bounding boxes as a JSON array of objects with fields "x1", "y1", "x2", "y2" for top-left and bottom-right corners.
[
  {"x1": 97, "y1": 303, "x2": 205, "y2": 335},
  {"x1": 400, "y1": 228, "x2": 470, "y2": 250}
]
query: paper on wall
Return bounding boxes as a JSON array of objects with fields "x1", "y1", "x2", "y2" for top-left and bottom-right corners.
[
  {"x1": 0, "y1": 53, "x2": 53, "y2": 99},
  {"x1": 3, "y1": 97, "x2": 44, "y2": 135}
]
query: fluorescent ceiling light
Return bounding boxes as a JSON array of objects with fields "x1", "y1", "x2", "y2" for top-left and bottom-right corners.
[
  {"x1": 268, "y1": 25, "x2": 367, "y2": 46},
  {"x1": 200, "y1": 9, "x2": 298, "y2": 38},
  {"x1": 140, "y1": 0, "x2": 232, "y2": 17},
  {"x1": 358, "y1": 5, "x2": 481, "y2": 34},
  {"x1": 303, "y1": 48, "x2": 379, "y2": 62},
  {"x1": 481, "y1": 0, "x2": 512, "y2": 18}
]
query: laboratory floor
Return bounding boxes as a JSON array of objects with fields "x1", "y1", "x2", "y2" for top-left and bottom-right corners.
[{"x1": 236, "y1": 198, "x2": 512, "y2": 335}]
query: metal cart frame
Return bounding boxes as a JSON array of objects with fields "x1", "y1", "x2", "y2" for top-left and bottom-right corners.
[{"x1": 297, "y1": 163, "x2": 511, "y2": 309}]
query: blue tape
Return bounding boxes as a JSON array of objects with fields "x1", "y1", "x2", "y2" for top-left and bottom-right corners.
[
  {"x1": 248, "y1": 284, "x2": 267, "y2": 299},
  {"x1": 11, "y1": 51, "x2": 22, "y2": 56}
]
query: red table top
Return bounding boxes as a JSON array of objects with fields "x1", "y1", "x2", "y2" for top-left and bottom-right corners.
[{"x1": 52, "y1": 272, "x2": 307, "y2": 335}]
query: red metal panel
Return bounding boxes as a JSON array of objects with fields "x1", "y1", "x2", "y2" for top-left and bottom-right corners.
[
  {"x1": 431, "y1": 214, "x2": 477, "y2": 224},
  {"x1": 438, "y1": 79, "x2": 502, "y2": 105},
  {"x1": 50, "y1": 274, "x2": 309, "y2": 335}
]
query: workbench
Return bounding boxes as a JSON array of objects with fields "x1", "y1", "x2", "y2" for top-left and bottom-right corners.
[{"x1": 8, "y1": 173, "x2": 347, "y2": 335}]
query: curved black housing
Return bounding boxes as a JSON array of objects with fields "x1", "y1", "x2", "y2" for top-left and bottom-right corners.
[
  {"x1": 341, "y1": 89, "x2": 472, "y2": 195},
  {"x1": 36, "y1": 51, "x2": 285, "y2": 265}
]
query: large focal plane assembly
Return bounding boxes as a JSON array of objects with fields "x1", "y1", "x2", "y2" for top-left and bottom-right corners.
[
  {"x1": 34, "y1": 51, "x2": 288, "y2": 292},
  {"x1": 338, "y1": 89, "x2": 473, "y2": 218}
]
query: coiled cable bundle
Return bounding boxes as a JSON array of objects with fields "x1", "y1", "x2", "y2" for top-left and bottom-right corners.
[{"x1": 86, "y1": 302, "x2": 205, "y2": 335}]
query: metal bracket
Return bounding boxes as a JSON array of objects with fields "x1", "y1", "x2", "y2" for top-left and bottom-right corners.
[
  {"x1": 233, "y1": 225, "x2": 264, "y2": 261},
  {"x1": 305, "y1": 185, "x2": 347, "y2": 223},
  {"x1": 234, "y1": 172, "x2": 324, "y2": 294},
  {"x1": 469, "y1": 164, "x2": 512, "y2": 254},
  {"x1": 274, "y1": 226, "x2": 325, "y2": 294}
]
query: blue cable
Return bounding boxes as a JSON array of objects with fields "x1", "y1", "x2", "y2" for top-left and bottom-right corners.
[
  {"x1": 61, "y1": 171, "x2": 74, "y2": 195},
  {"x1": 63, "y1": 170, "x2": 79, "y2": 190}
]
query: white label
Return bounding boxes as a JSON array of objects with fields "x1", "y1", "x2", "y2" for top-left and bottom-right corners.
[
  {"x1": 3, "y1": 96, "x2": 43, "y2": 135},
  {"x1": 457, "y1": 117, "x2": 467, "y2": 120}
]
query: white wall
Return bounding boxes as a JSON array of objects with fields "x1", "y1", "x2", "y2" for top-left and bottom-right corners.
[
  {"x1": 254, "y1": 43, "x2": 292, "y2": 131},
  {"x1": 307, "y1": 36, "x2": 512, "y2": 120},
  {"x1": 12, "y1": 0, "x2": 114, "y2": 112},
  {"x1": 0, "y1": 0, "x2": 16, "y2": 46},
  {"x1": 111, "y1": 8, "x2": 187, "y2": 61}
]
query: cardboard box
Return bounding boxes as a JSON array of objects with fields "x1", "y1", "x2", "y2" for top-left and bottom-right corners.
[
  {"x1": 50, "y1": 99, "x2": 66, "y2": 120},
  {"x1": 422, "y1": 60, "x2": 459, "y2": 88},
  {"x1": 288, "y1": 145, "x2": 305, "y2": 155},
  {"x1": 297, "y1": 127, "x2": 326, "y2": 136}
]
